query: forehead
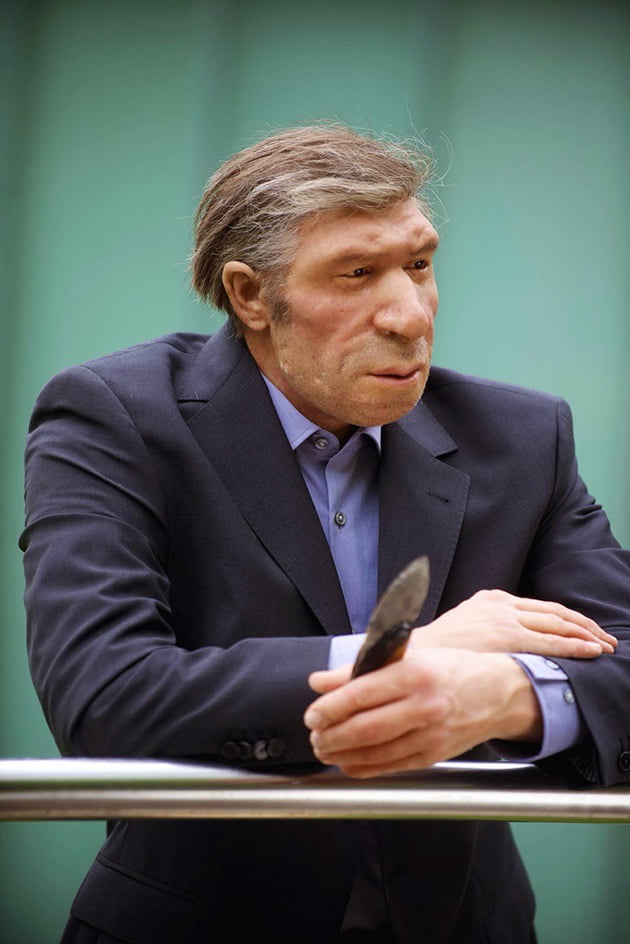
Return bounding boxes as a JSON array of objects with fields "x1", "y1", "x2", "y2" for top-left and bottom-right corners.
[{"x1": 293, "y1": 199, "x2": 438, "y2": 268}]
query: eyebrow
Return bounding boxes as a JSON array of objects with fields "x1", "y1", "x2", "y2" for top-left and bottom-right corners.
[{"x1": 328, "y1": 235, "x2": 440, "y2": 266}]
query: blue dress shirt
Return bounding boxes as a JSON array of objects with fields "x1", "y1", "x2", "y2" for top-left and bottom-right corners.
[{"x1": 262, "y1": 375, "x2": 584, "y2": 761}]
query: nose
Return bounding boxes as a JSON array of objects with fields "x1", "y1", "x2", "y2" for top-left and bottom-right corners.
[{"x1": 372, "y1": 271, "x2": 436, "y2": 340}]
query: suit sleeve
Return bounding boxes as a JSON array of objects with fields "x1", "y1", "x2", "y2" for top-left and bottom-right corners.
[
  {"x1": 522, "y1": 399, "x2": 630, "y2": 785},
  {"x1": 21, "y1": 366, "x2": 330, "y2": 766}
]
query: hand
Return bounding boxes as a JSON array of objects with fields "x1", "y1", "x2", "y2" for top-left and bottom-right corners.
[
  {"x1": 305, "y1": 649, "x2": 541, "y2": 778},
  {"x1": 408, "y1": 589, "x2": 617, "y2": 659}
]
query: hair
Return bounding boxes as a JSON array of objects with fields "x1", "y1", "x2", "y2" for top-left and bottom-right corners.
[{"x1": 191, "y1": 124, "x2": 435, "y2": 334}]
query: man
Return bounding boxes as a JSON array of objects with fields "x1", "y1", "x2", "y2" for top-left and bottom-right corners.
[{"x1": 22, "y1": 126, "x2": 630, "y2": 943}]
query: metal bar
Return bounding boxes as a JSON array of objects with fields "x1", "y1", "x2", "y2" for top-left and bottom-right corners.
[{"x1": 2, "y1": 758, "x2": 630, "y2": 824}]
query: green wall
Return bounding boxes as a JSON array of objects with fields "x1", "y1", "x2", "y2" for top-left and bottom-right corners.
[{"x1": 1, "y1": 1, "x2": 628, "y2": 940}]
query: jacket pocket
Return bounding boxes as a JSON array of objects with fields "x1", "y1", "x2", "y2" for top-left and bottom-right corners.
[{"x1": 71, "y1": 856, "x2": 201, "y2": 944}]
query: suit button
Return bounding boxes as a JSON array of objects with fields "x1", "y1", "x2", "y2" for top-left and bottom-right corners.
[
  {"x1": 253, "y1": 740, "x2": 269, "y2": 761},
  {"x1": 618, "y1": 751, "x2": 630, "y2": 773},
  {"x1": 268, "y1": 738, "x2": 287, "y2": 759},
  {"x1": 221, "y1": 741, "x2": 240, "y2": 761},
  {"x1": 238, "y1": 741, "x2": 253, "y2": 761}
]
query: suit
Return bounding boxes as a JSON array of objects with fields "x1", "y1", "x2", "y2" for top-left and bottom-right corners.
[{"x1": 22, "y1": 325, "x2": 630, "y2": 942}]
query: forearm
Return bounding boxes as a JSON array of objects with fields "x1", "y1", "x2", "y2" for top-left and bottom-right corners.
[
  {"x1": 26, "y1": 521, "x2": 331, "y2": 764},
  {"x1": 24, "y1": 520, "x2": 329, "y2": 761}
]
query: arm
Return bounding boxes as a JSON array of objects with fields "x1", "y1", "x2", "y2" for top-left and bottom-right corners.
[
  {"x1": 306, "y1": 399, "x2": 630, "y2": 784},
  {"x1": 22, "y1": 365, "x2": 331, "y2": 764},
  {"x1": 306, "y1": 649, "x2": 540, "y2": 778}
]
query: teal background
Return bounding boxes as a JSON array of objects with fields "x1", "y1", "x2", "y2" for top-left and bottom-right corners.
[{"x1": 1, "y1": 0, "x2": 628, "y2": 940}]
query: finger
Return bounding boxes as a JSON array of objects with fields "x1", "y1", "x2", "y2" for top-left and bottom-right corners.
[
  {"x1": 308, "y1": 665, "x2": 352, "y2": 694},
  {"x1": 339, "y1": 755, "x2": 431, "y2": 779},
  {"x1": 304, "y1": 662, "x2": 415, "y2": 732},
  {"x1": 313, "y1": 725, "x2": 436, "y2": 771},
  {"x1": 309, "y1": 683, "x2": 448, "y2": 756},
  {"x1": 514, "y1": 598, "x2": 617, "y2": 646},
  {"x1": 512, "y1": 630, "x2": 605, "y2": 658},
  {"x1": 516, "y1": 612, "x2": 615, "y2": 652}
]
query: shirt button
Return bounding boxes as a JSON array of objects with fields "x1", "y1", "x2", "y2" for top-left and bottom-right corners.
[
  {"x1": 563, "y1": 688, "x2": 575, "y2": 705},
  {"x1": 544, "y1": 658, "x2": 561, "y2": 670},
  {"x1": 334, "y1": 511, "x2": 347, "y2": 527},
  {"x1": 314, "y1": 437, "x2": 328, "y2": 450}
]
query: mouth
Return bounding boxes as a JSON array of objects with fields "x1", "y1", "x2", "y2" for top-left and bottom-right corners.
[{"x1": 369, "y1": 365, "x2": 423, "y2": 384}]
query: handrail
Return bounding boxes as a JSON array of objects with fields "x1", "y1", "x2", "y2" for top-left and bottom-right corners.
[{"x1": 2, "y1": 758, "x2": 630, "y2": 823}]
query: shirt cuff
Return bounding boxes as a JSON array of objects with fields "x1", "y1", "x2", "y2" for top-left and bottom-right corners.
[
  {"x1": 329, "y1": 634, "x2": 366, "y2": 670},
  {"x1": 491, "y1": 654, "x2": 585, "y2": 761}
]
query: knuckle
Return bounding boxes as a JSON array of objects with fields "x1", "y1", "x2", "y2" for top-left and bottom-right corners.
[
  {"x1": 359, "y1": 717, "x2": 384, "y2": 744},
  {"x1": 549, "y1": 613, "x2": 569, "y2": 631},
  {"x1": 400, "y1": 659, "x2": 425, "y2": 691},
  {"x1": 482, "y1": 588, "x2": 506, "y2": 602},
  {"x1": 422, "y1": 696, "x2": 450, "y2": 726},
  {"x1": 352, "y1": 681, "x2": 377, "y2": 710}
]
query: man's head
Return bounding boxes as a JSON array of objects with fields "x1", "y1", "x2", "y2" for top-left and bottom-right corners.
[
  {"x1": 191, "y1": 125, "x2": 434, "y2": 332},
  {"x1": 192, "y1": 126, "x2": 439, "y2": 438}
]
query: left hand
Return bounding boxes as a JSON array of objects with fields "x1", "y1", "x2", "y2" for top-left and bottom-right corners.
[{"x1": 304, "y1": 648, "x2": 541, "y2": 778}]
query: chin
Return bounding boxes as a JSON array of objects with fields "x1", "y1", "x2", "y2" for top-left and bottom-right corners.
[{"x1": 353, "y1": 395, "x2": 423, "y2": 428}]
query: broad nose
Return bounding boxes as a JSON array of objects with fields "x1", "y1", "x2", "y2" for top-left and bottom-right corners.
[{"x1": 372, "y1": 271, "x2": 436, "y2": 340}]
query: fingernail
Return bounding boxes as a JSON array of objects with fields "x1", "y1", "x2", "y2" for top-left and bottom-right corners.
[
  {"x1": 304, "y1": 710, "x2": 321, "y2": 730},
  {"x1": 311, "y1": 734, "x2": 329, "y2": 760}
]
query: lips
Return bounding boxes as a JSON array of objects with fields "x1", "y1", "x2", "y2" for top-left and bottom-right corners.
[{"x1": 370, "y1": 365, "x2": 423, "y2": 380}]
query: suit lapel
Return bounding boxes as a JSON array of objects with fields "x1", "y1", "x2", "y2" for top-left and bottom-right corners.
[
  {"x1": 378, "y1": 404, "x2": 470, "y2": 624},
  {"x1": 184, "y1": 331, "x2": 351, "y2": 635},
  {"x1": 182, "y1": 328, "x2": 469, "y2": 632}
]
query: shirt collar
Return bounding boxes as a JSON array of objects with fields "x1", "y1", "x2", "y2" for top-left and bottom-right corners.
[{"x1": 261, "y1": 373, "x2": 382, "y2": 453}]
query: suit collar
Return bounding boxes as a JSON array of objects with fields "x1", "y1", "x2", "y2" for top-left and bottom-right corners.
[{"x1": 185, "y1": 328, "x2": 352, "y2": 635}]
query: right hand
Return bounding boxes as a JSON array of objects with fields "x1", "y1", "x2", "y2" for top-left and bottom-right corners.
[{"x1": 408, "y1": 589, "x2": 617, "y2": 659}]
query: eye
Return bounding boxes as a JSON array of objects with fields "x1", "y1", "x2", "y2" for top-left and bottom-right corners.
[
  {"x1": 408, "y1": 259, "x2": 429, "y2": 272},
  {"x1": 347, "y1": 267, "x2": 369, "y2": 278}
]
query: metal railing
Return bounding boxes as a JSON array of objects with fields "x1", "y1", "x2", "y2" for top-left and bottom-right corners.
[{"x1": 2, "y1": 758, "x2": 630, "y2": 823}]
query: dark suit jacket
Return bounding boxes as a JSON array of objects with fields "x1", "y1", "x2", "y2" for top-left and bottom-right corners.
[{"x1": 21, "y1": 326, "x2": 630, "y2": 943}]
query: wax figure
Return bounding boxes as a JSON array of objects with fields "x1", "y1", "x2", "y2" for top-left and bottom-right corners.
[{"x1": 22, "y1": 126, "x2": 630, "y2": 943}]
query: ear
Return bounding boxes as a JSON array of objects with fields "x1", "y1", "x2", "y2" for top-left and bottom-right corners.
[{"x1": 222, "y1": 261, "x2": 271, "y2": 331}]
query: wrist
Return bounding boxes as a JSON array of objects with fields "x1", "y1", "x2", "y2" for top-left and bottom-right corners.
[{"x1": 489, "y1": 654, "x2": 543, "y2": 743}]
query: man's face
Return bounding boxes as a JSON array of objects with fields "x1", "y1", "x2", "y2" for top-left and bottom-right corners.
[{"x1": 248, "y1": 199, "x2": 439, "y2": 439}]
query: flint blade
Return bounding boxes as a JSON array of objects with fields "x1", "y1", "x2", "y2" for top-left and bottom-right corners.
[{"x1": 351, "y1": 556, "x2": 430, "y2": 678}]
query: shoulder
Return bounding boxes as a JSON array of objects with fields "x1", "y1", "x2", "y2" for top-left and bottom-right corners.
[
  {"x1": 80, "y1": 331, "x2": 209, "y2": 381},
  {"x1": 426, "y1": 366, "x2": 562, "y2": 408},
  {"x1": 29, "y1": 326, "x2": 251, "y2": 439},
  {"x1": 420, "y1": 366, "x2": 574, "y2": 459},
  {"x1": 28, "y1": 333, "x2": 217, "y2": 434},
  {"x1": 32, "y1": 329, "x2": 240, "y2": 407},
  {"x1": 424, "y1": 365, "x2": 568, "y2": 424}
]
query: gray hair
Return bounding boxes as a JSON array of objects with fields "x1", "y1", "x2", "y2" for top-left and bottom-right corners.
[{"x1": 191, "y1": 125, "x2": 435, "y2": 334}]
